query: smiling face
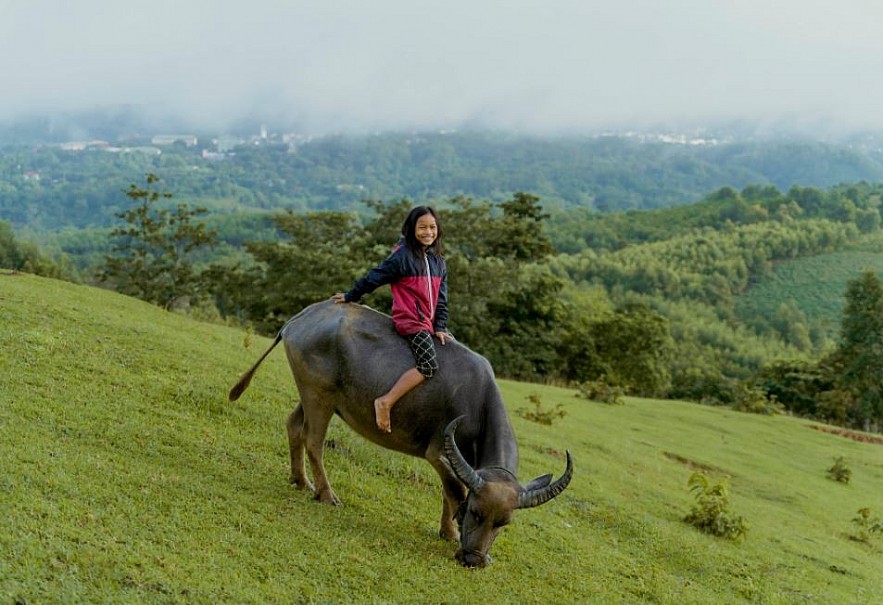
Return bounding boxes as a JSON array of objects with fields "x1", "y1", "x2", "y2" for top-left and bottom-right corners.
[{"x1": 414, "y1": 213, "x2": 438, "y2": 249}]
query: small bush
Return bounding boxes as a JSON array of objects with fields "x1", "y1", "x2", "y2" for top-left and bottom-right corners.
[
  {"x1": 684, "y1": 472, "x2": 748, "y2": 540},
  {"x1": 516, "y1": 393, "x2": 567, "y2": 426},
  {"x1": 731, "y1": 384, "x2": 783, "y2": 415},
  {"x1": 826, "y1": 456, "x2": 851, "y2": 484},
  {"x1": 577, "y1": 378, "x2": 625, "y2": 405},
  {"x1": 850, "y1": 507, "x2": 883, "y2": 543}
]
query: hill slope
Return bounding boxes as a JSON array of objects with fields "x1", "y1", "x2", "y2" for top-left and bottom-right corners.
[
  {"x1": 735, "y1": 236, "x2": 883, "y2": 339},
  {"x1": 2, "y1": 273, "x2": 882, "y2": 603}
]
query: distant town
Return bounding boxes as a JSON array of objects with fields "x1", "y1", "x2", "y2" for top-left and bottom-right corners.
[
  {"x1": 50, "y1": 123, "x2": 728, "y2": 161},
  {"x1": 54, "y1": 125, "x2": 317, "y2": 159}
]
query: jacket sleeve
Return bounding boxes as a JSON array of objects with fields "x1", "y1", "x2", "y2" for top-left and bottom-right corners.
[
  {"x1": 345, "y1": 248, "x2": 404, "y2": 302},
  {"x1": 433, "y1": 261, "x2": 449, "y2": 332}
]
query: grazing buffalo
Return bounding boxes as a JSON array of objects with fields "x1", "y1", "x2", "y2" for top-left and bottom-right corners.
[{"x1": 229, "y1": 300, "x2": 573, "y2": 567}]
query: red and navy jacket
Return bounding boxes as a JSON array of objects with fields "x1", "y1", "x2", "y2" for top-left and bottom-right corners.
[{"x1": 344, "y1": 239, "x2": 448, "y2": 337}]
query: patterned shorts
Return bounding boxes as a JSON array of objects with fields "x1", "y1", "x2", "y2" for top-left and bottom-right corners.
[{"x1": 407, "y1": 331, "x2": 439, "y2": 379}]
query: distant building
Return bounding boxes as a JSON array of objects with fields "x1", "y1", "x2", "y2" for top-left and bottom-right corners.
[
  {"x1": 201, "y1": 150, "x2": 227, "y2": 161},
  {"x1": 58, "y1": 140, "x2": 110, "y2": 151}
]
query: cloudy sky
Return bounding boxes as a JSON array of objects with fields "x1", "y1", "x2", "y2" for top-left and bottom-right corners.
[{"x1": 2, "y1": 0, "x2": 882, "y2": 134}]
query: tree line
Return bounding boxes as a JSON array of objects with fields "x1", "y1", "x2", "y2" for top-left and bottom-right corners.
[
  {"x1": 5, "y1": 172, "x2": 883, "y2": 431},
  {"x1": 6, "y1": 133, "x2": 883, "y2": 231}
]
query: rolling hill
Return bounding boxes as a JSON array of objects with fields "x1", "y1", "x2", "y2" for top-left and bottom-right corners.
[
  {"x1": 734, "y1": 233, "x2": 883, "y2": 339},
  {"x1": 2, "y1": 273, "x2": 882, "y2": 603}
]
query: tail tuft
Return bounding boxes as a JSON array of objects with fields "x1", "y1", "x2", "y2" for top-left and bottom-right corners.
[{"x1": 228, "y1": 373, "x2": 253, "y2": 401}]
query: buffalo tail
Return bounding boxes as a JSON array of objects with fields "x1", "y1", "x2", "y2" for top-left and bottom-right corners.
[{"x1": 228, "y1": 333, "x2": 283, "y2": 401}]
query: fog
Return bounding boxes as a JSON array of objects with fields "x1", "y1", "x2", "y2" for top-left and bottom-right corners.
[{"x1": 3, "y1": 0, "x2": 882, "y2": 135}]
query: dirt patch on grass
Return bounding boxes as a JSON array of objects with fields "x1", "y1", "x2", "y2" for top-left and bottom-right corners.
[
  {"x1": 663, "y1": 451, "x2": 725, "y2": 474},
  {"x1": 808, "y1": 424, "x2": 883, "y2": 446}
]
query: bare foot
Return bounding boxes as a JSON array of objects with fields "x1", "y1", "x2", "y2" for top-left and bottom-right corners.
[{"x1": 374, "y1": 398, "x2": 392, "y2": 432}]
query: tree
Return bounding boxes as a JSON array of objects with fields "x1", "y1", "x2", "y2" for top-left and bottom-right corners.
[
  {"x1": 0, "y1": 220, "x2": 76, "y2": 279},
  {"x1": 481, "y1": 264, "x2": 566, "y2": 379},
  {"x1": 214, "y1": 210, "x2": 365, "y2": 334},
  {"x1": 490, "y1": 192, "x2": 555, "y2": 261},
  {"x1": 557, "y1": 300, "x2": 674, "y2": 397},
  {"x1": 832, "y1": 269, "x2": 883, "y2": 429},
  {"x1": 100, "y1": 173, "x2": 217, "y2": 309}
]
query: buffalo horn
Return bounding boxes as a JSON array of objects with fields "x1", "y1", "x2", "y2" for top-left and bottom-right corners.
[
  {"x1": 516, "y1": 451, "x2": 574, "y2": 509},
  {"x1": 444, "y1": 416, "x2": 485, "y2": 492}
]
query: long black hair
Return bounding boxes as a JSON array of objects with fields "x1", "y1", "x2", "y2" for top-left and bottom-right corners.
[{"x1": 401, "y1": 206, "x2": 442, "y2": 257}]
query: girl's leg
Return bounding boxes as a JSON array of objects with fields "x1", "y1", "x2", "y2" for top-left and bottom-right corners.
[
  {"x1": 374, "y1": 331, "x2": 438, "y2": 432},
  {"x1": 374, "y1": 367, "x2": 425, "y2": 432}
]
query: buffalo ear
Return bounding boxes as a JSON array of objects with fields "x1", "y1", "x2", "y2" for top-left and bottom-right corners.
[{"x1": 523, "y1": 473, "x2": 553, "y2": 491}]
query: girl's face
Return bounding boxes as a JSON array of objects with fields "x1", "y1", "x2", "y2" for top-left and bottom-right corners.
[{"x1": 414, "y1": 213, "x2": 438, "y2": 248}]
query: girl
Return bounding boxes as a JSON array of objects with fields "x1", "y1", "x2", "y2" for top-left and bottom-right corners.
[{"x1": 332, "y1": 206, "x2": 453, "y2": 432}]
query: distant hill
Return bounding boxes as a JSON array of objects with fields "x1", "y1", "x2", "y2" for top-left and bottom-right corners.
[{"x1": 4, "y1": 131, "x2": 883, "y2": 230}]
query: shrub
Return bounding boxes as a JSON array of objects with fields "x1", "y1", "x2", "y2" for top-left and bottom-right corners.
[
  {"x1": 516, "y1": 393, "x2": 567, "y2": 425},
  {"x1": 731, "y1": 383, "x2": 783, "y2": 415},
  {"x1": 577, "y1": 378, "x2": 625, "y2": 405},
  {"x1": 850, "y1": 507, "x2": 883, "y2": 543},
  {"x1": 826, "y1": 456, "x2": 851, "y2": 484},
  {"x1": 684, "y1": 472, "x2": 748, "y2": 540}
]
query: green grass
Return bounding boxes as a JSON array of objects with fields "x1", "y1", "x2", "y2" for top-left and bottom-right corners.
[{"x1": 2, "y1": 273, "x2": 882, "y2": 604}]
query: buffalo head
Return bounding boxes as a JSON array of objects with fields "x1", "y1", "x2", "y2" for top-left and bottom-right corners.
[{"x1": 444, "y1": 417, "x2": 573, "y2": 568}]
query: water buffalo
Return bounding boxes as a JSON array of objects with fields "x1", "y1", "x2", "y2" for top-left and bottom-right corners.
[{"x1": 229, "y1": 300, "x2": 573, "y2": 567}]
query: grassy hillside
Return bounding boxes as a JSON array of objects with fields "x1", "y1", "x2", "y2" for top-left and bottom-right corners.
[
  {"x1": 734, "y1": 234, "x2": 883, "y2": 338},
  {"x1": 2, "y1": 273, "x2": 882, "y2": 604}
]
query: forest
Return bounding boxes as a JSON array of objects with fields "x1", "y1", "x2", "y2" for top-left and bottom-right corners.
[
  {"x1": 4, "y1": 131, "x2": 883, "y2": 231},
  {"x1": 3, "y1": 134, "x2": 883, "y2": 432}
]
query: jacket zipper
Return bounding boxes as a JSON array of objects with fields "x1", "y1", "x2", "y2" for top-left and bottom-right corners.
[{"x1": 424, "y1": 254, "x2": 434, "y2": 321}]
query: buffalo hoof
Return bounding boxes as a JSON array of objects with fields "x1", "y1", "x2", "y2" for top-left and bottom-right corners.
[
  {"x1": 289, "y1": 476, "x2": 314, "y2": 492},
  {"x1": 438, "y1": 527, "x2": 459, "y2": 542},
  {"x1": 314, "y1": 490, "x2": 341, "y2": 506}
]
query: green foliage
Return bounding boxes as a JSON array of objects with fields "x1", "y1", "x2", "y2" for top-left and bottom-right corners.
[
  {"x1": 730, "y1": 383, "x2": 783, "y2": 416},
  {"x1": 100, "y1": 173, "x2": 217, "y2": 309},
  {"x1": 515, "y1": 393, "x2": 567, "y2": 425},
  {"x1": 8, "y1": 135, "x2": 883, "y2": 233},
  {"x1": 478, "y1": 263, "x2": 566, "y2": 379},
  {"x1": 833, "y1": 269, "x2": 883, "y2": 428},
  {"x1": 850, "y1": 508, "x2": 883, "y2": 543},
  {"x1": 212, "y1": 195, "x2": 571, "y2": 381},
  {"x1": 0, "y1": 220, "x2": 77, "y2": 279},
  {"x1": 557, "y1": 301, "x2": 674, "y2": 397},
  {"x1": 10, "y1": 139, "x2": 883, "y2": 416},
  {"x1": 684, "y1": 472, "x2": 749, "y2": 540},
  {"x1": 576, "y1": 378, "x2": 625, "y2": 405},
  {"x1": 211, "y1": 210, "x2": 366, "y2": 333},
  {"x1": 826, "y1": 456, "x2": 852, "y2": 484},
  {"x1": 758, "y1": 359, "x2": 835, "y2": 418},
  {"x1": 734, "y1": 247, "x2": 883, "y2": 345},
  {"x1": 750, "y1": 270, "x2": 883, "y2": 430}
]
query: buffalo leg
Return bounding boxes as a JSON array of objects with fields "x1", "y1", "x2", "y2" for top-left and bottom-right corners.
[
  {"x1": 301, "y1": 396, "x2": 340, "y2": 505},
  {"x1": 286, "y1": 404, "x2": 313, "y2": 491},
  {"x1": 427, "y1": 446, "x2": 465, "y2": 541}
]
